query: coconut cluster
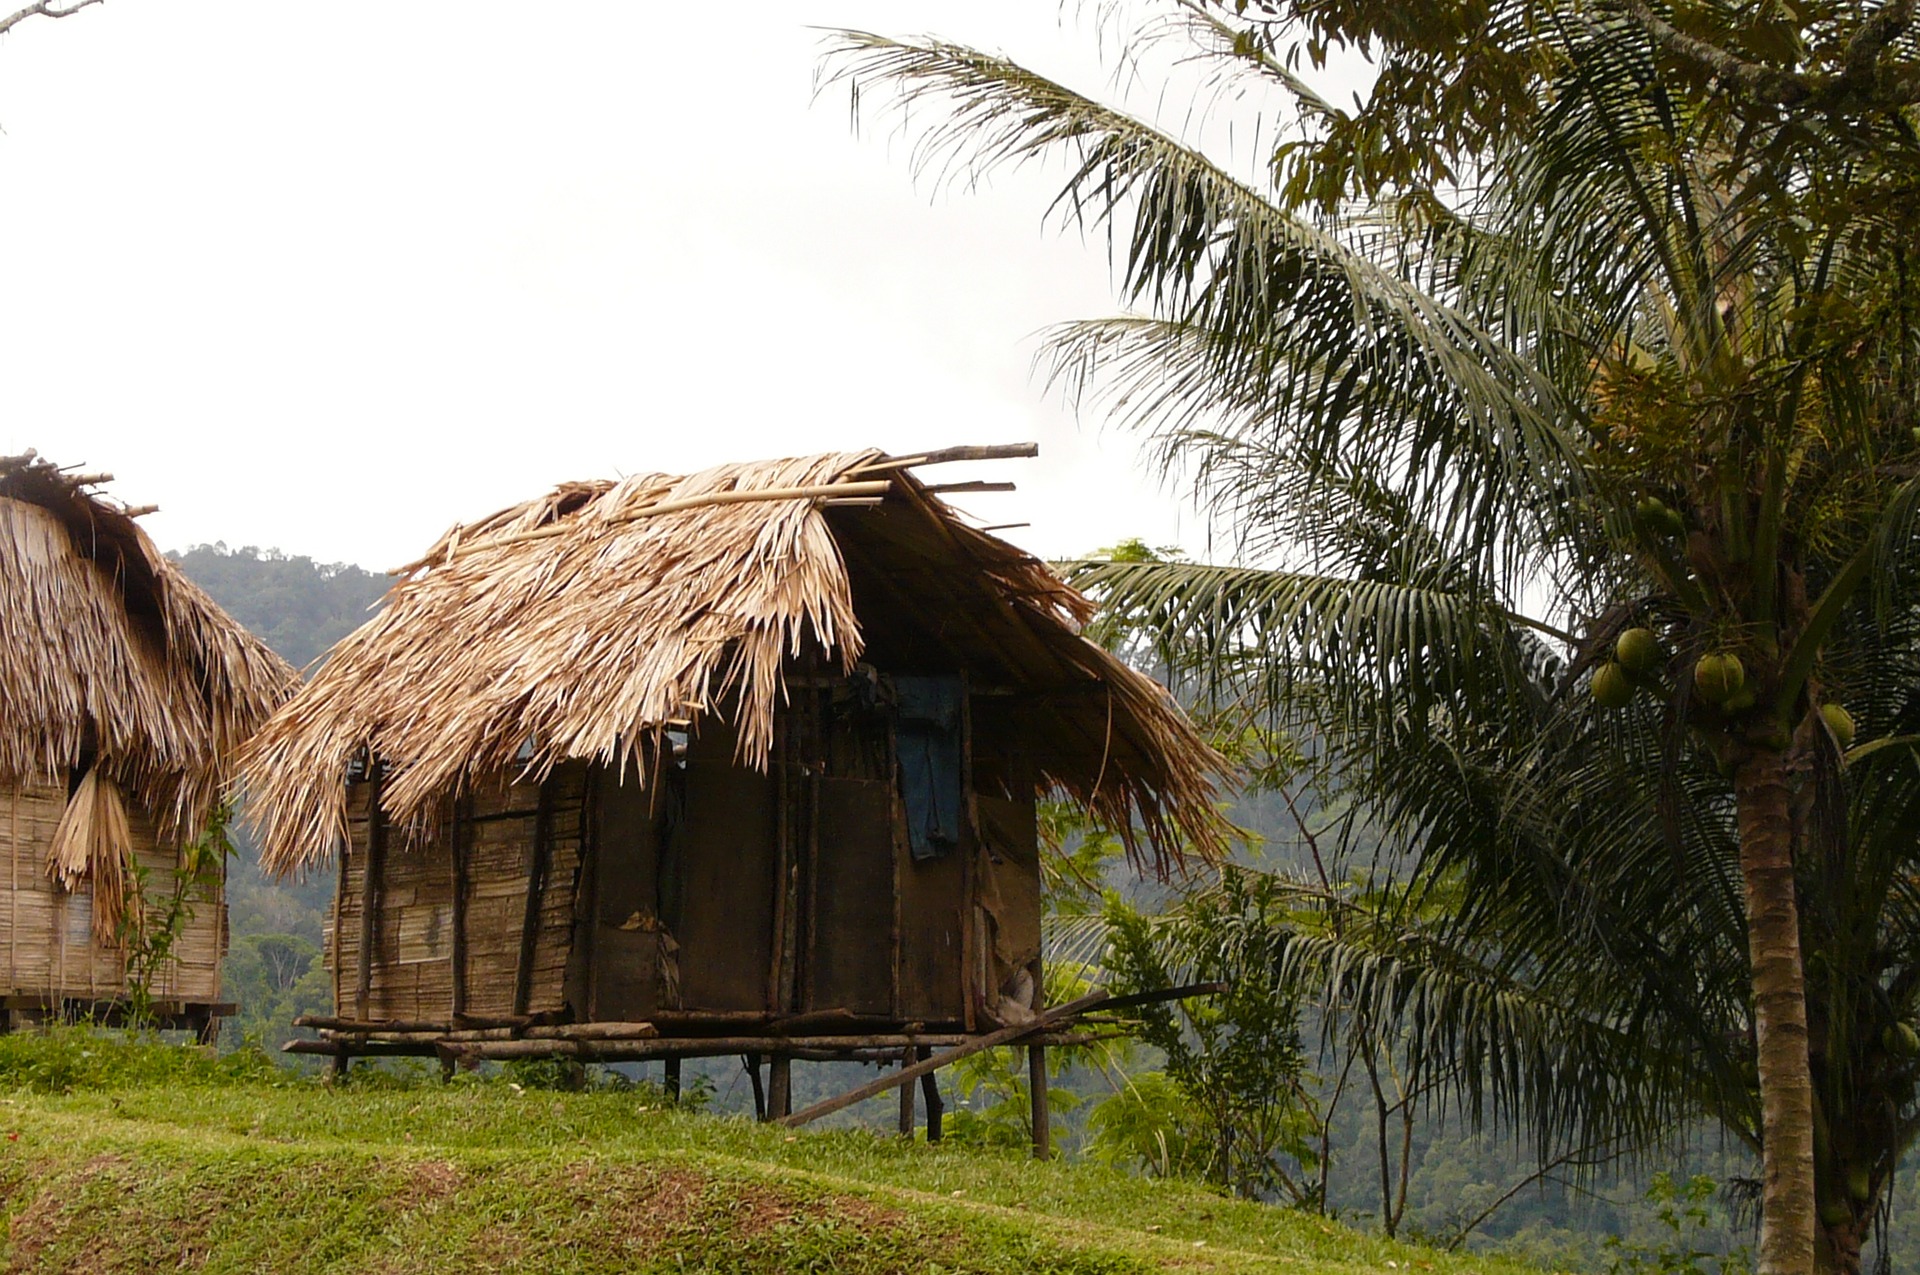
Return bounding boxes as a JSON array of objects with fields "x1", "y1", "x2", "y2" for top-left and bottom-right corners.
[{"x1": 1584, "y1": 629, "x2": 1858, "y2": 753}]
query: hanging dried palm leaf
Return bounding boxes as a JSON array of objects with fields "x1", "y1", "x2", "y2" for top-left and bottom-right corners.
[{"x1": 46, "y1": 764, "x2": 139, "y2": 946}]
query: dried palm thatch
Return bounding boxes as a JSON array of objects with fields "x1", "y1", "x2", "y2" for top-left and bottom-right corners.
[
  {"x1": 0, "y1": 452, "x2": 298, "y2": 940},
  {"x1": 48, "y1": 767, "x2": 137, "y2": 942},
  {"x1": 241, "y1": 449, "x2": 1230, "y2": 876}
]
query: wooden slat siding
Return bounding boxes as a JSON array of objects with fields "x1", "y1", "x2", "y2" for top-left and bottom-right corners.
[
  {"x1": 8, "y1": 786, "x2": 17, "y2": 989},
  {"x1": 890, "y1": 718, "x2": 903, "y2": 1022},
  {"x1": 356, "y1": 766, "x2": 384, "y2": 1020},
  {"x1": 769, "y1": 712, "x2": 790, "y2": 1014},
  {"x1": 450, "y1": 794, "x2": 469, "y2": 1017},
  {"x1": 325, "y1": 766, "x2": 588, "y2": 1024},
  {"x1": 563, "y1": 765, "x2": 598, "y2": 1023},
  {"x1": 329, "y1": 808, "x2": 348, "y2": 1019},
  {"x1": 959, "y1": 670, "x2": 979, "y2": 1032},
  {"x1": 513, "y1": 775, "x2": 555, "y2": 1016}
]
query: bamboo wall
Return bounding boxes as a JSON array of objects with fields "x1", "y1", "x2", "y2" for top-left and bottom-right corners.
[
  {"x1": 328, "y1": 763, "x2": 587, "y2": 1022},
  {"x1": 0, "y1": 780, "x2": 225, "y2": 1005}
]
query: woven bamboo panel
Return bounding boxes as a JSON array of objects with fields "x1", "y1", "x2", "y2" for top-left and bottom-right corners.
[
  {"x1": 329, "y1": 765, "x2": 585, "y2": 1022},
  {"x1": 0, "y1": 779, "x2": 225, "y2": 1004}
]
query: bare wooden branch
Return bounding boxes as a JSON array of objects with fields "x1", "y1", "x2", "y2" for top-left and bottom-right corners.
[
  {"x1": 1612, "y1": 0, "x2": 1809, "y2": 104},
  {"x1": 778, "y1": 991, "x2": 1112, "y2": 1128},
  {"x1": 0, "y1": 1, "x2": 104, "y2": 37}
]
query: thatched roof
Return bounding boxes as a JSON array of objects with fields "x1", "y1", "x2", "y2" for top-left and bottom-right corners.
[
  {"x1": 241, "y1": 448, "x2": 1229, "y2": 876},
  {"x1": 0, "y1": 450, "x2": 298, "y2": 854}
]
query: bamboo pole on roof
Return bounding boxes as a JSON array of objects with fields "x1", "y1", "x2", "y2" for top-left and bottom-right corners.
[{"x1": 406, "y1": 480, "x2": 894, "y2": 570}]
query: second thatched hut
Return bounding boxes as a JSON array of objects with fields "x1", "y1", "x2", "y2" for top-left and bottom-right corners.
[{"x1": 0, "y1": 451, "x2": 296, "y2": 1036}]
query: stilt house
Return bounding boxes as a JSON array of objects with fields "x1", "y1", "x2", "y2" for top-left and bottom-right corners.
[
  {"x1": 242, "y1": 447, "x2": 1226, "y2": 1114},
  {"x1": 0, "y1": 452, "x2": 296, "y2": 1035}
]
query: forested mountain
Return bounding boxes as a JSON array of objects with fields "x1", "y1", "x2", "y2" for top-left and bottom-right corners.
[
  {"x1": 170, "y1": 545, "x2": 381, "y2": 1049},
  {"x1": 169, "y1": 543, "x2": 389, "y2": 671}
]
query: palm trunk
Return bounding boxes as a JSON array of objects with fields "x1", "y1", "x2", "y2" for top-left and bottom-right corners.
[{"x1": 1735, "y1": 745, "x2": 1817, "y2": 1275}]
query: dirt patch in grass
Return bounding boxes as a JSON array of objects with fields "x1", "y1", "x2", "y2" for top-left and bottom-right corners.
[
  {"x1": 5, "y1": 1153, "x2": 130, "y2": 1273},
  {"x1": 402, "y1": 1158, "x2": 463, "y2": 1205}
]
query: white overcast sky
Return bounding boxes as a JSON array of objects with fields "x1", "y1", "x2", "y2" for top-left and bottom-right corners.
[{"x1": 0, "y1": 0, "x2": 1306, "y2": 570}]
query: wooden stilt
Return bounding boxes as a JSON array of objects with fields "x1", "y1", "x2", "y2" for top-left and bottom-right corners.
[
  {"x1": 329, "y1": 1050, "x2": 349, "y2": 1083},
  {"x1": 1028, "y1": 1044, "x2": 1050, "y2": 1160},
  {"x1": 897, "y1": 1047, "x2": 916, "y2": 1136},
  {"x1": 918, "y1": 1046, "x2": 943, "y2": 1142},
  {"x1": 664, "y1": 1056, "x2": 681, "y2": 1102},
  {"x1": 769, "y1": 1054, "x2": 792, "y2": 1120},
  {"x1": 745, "y1": 1053, "x2": 767, "y2": 1121}
]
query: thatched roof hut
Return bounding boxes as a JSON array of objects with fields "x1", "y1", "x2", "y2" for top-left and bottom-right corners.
[
  {"x1": 241, "y1": 447, "x2": 1227, "y2": 1116},
  {"x1": 0, "y1": 451, "x2": 296, "y2": 1029}
]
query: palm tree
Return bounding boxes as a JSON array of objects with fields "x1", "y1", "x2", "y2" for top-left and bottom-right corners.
[{"x1": 823, "y1": 5, "x2": 1920, "y2": 1271}]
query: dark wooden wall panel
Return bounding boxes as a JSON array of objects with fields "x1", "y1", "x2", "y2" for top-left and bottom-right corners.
[
  {"x1": 673, "y1": 743, "x2": 778, "y2": 1012},
  {"x1": 589, "y1": 769, "x2": 665, "y2": 1019},
  {"x1": 897, "y1": 836, "x2": 966, "y2": 1023},
  {"x1": 805, "y1": 777, "x2": 895, "y2": 1015}
]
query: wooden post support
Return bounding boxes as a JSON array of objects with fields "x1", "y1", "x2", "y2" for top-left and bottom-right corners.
[
  {"x1": 664, "y1": 1056, "x2": 681, "y2": 1102},
  {"x1": 769, "y1": 1054, "x2": 793, "y2": 1120},
  {"x1": 1029, "y1": 1044, "x2": 1050, "y2": 1160},
  {"x1": 513, "y1": 776, "x2": 555, "y2": 1017},
  {"x1": 745, "y1": 1053, "x2": 767, "y2": 1122},
  {"x1": 356, "y1": 766, "x2": 386, "y2": 1021},
  {"x1": 329, "y1": 1050, "x2": 349, "y2": 1083},
  {"x1": 918, "y1": 1046, "x2": 943, "y2": 1142},
  {"x1": 897, "y1": 1047, "x2": 916, "y2": 1136}
]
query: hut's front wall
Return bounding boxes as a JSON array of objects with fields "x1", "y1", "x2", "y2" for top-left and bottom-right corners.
[
  {"x1": 326, "y1": 682, "x2": 1043, "y2": 1035},
  {"x1": 328, "y1": 763, "x2": 586, "y2": 1023},
  {"x1": 0, "y1": 780, "x2": 225, "y2": 1005}
]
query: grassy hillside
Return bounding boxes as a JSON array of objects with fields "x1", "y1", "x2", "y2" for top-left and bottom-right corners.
[{"x1": 0, "y1": 1035, "x2": 1539, "y2": 1274}]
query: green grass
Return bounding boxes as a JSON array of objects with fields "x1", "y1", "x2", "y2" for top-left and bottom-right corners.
[{"x1": 0, "y1": 1034, "x2": 1538, "y2": 1273}]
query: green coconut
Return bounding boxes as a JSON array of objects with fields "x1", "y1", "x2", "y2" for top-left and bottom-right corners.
[
  {"x1": 1884, "y1": 1022, "x2": 1920, "y2": 1058},
  {"x1": 1722, "y1": 686, "x2": 1758, "y2": 713},
  {"x1": 1591, "y1": 662, "x2": 1635, "y2": 709},
  {"x1": 1821, "y1": 703, "x2": 1857, "y2": 750},
  {"x1": 1822, "y1": 1201, "x2": 1854, "y2": 1228},
  {"x1": 1615, "y1": 627, "x2": 1661, "y2": 673},
  {"x1": 1848, "y1": 1166, "x2": 1873, "y2": 1202},
  {"x1": 1694, "y1": 652, "x2": 1746, "y2": 704}
]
